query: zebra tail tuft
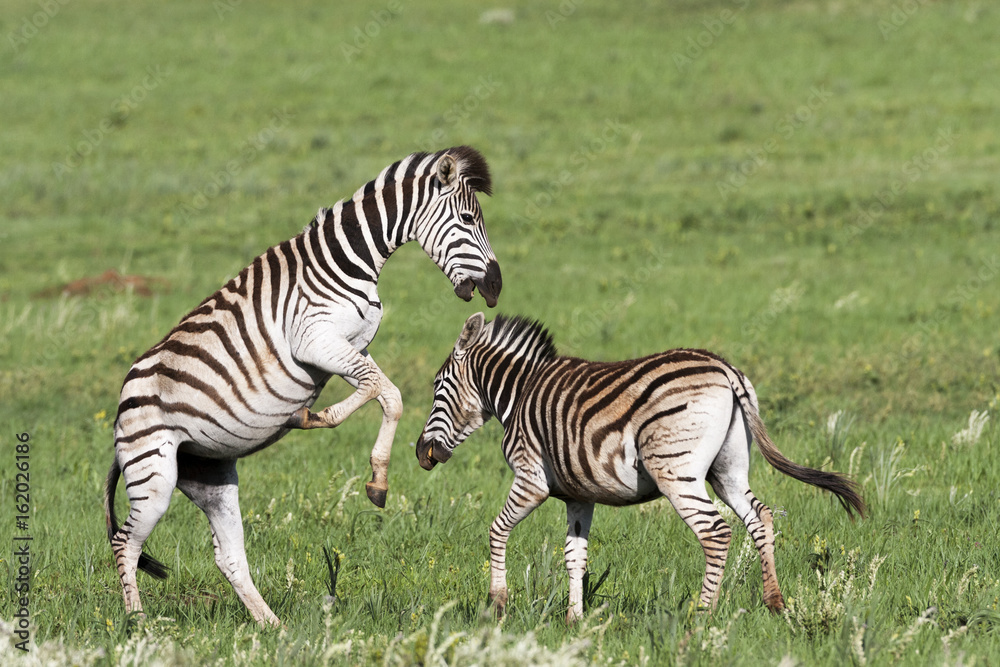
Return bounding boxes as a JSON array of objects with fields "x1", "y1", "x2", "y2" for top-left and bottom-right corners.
[
  {"x1": 105, "y1": 458, "x2": 170, "y2": 580},
  {"x1": 743, "y1": 402, "x2": 867, "y2": 521},
  {"x1": 138, "y1": 553, "x2": 170, "y2": 580}
]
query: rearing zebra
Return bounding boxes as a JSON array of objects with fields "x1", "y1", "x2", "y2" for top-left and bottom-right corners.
[
  {"x1": 416, "y1": 313, "x2": 865, "y2": 623},
  {"x1": 105, "y1": 147, "x2": 501, "y2": 627}
]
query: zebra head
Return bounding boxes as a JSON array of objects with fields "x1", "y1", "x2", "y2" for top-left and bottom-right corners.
[
  {"x1": 416, "y1": 312, "x2": 490, "y2": 470},
  {"x1": 414, "y1": 147, "x2": 502, "y2": 308}
]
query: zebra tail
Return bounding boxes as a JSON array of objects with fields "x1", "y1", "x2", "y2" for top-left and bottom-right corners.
[
  {"x1": 740, "y1": 397, "x2": 866, "y2": 521},
  {"x1": 105, "y1": 458, "x2": 169, "y2": 579}
]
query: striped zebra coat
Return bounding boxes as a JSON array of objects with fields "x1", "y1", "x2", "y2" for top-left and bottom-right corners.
[
  {"x1": 416, "y1": 313, "x2": 865, "y2": 623},
  {"x1": 105, "y1": 147, "x2": 501, "y2": 627}
]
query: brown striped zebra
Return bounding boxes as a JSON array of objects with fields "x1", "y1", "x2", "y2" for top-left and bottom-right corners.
[
  {"x1": 416, "y1": 313, "x2": 865, "y2": 623},
  {"x1": 105, "y1": 147, "x2": 501, "y2": 627}
]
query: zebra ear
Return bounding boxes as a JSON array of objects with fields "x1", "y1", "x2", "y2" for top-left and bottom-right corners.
[
  {"x1": 455, "y1": 312, "x2": 485, "y2": 353},
  {"x1": 436, "y1": 154, "x2": 458, "y2": 187}
]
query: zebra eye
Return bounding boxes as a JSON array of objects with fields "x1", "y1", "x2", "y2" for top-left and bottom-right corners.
[{"x1": 460, "y1": 212, "x2": 475, "y2": 224}]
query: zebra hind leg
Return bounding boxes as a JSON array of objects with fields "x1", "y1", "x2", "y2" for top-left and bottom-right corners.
[
  {"x1": 176, "y1": 453, "x2": 280, "y2": 627},
  {"x1": 707, "y1": 403, "x2": 784, "y2": 611},
  {"x1": 708, "y1": 481, "x2": 783, "y2": 611},
  {"x1": 110, "y1": 437, "x2": 179, "y2": 619},
  {"x1": 659, "y1": 479, "x2": 732, "y2": 610},
  {"x1": 641, "y1": 428, "x2": 732, "y2": 610}
]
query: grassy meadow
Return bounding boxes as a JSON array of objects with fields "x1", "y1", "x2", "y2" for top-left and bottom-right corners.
[{"x1": 1, "y1": 0, "x2": 999, "y2": 664}]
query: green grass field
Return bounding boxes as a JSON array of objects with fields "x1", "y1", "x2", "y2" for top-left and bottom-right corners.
[{"x1": 2, "y1": 0, "x2": 999, "y2": 664}]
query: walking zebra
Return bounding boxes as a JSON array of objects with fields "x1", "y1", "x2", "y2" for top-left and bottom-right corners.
[
  {"x1": 105, "y1": 147, "x2": 502, "y2": 627},
  {"x1": 416, "y1": 313, "x2": 865, "y2": 623}
]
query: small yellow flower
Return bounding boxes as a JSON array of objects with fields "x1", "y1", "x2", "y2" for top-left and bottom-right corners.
[
  {"x1": 913, "y1": 509, "x2": 920, "y2": 524},
  {"x1": 94, "y1": 410, "x2": 107, "y2": 422}
]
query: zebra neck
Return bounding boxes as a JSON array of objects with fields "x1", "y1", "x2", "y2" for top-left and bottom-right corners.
[
  {"x1": 478, "y1": 355, "x2": 548, "y2": 427},
  {"x1": 317, "y1": 186, "x2": 419, "y2": 276}
]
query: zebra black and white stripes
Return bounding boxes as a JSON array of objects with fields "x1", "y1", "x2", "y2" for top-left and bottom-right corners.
[
  {"x1": 416, "y1": 313, "x2": 865, "y2": 623},
  {"x1": 105, "y1": 147, "x2": 501, "y2": 627}
]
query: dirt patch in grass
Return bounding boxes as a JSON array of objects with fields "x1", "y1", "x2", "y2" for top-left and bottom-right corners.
[{"x1": 34, "y1": 269, "x2": 170, "y2": 298}]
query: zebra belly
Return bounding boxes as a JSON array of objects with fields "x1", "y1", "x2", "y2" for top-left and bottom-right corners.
[
  {"x1": 549, "y1": 428, "x2": 661, "y2": 506},
  {"x1": 118, "y1": 366, "x2": 325, "y2": 460},
  {"x1": 174, "y1": 418, "x2": 295, "y2": 459}
]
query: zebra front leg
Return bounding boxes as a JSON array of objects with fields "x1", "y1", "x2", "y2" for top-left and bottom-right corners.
[
  {"x1": 363, "y1": 374, "x2": 402, "y2": 508},
  {"x1": 286, "y1": 342, "x2": 400, "y2": 506},
  {"x1": 299, "y1": 359, "x2": 401, "y2": 508},
  {"x1": 488, "y1": 476, "x2": 548, "y2": 618},
  {"x1": 286, "y1": 342, "x2": 384, "y2": 430},
  {"x1": 177, "y1": 454, "x2": 280, "y2": 627},
  {"x1": 286, "y1": 366, "x2": 380, "y2": 429},
  {"x1": 564, "y1": 500, "x2": 595, "y2": 624}
]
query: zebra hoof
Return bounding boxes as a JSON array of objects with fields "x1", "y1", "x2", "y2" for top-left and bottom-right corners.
[
  {"x1": 365, "y1": 482, "x2": 387, "y2": 508},
  {"x1": 765, "y1": 594, "x2": 785, "y2": 613}
]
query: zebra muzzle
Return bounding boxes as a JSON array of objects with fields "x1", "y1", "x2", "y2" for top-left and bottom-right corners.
[
  {"x1": 454, "y1": 278, "x2": 476, "y2": 302},
  {"x1": 431, "y1": 442, "x2": 453, "y2": 464},
  {"x1": 475, "y1": 260, "x2": 502, "y2": 309},
  {"x1": 416, "y1": 436, "x2": 435, "y2": 470},
  {"x1": 453, "y1": 261, "x2": 502, "y2": 308},
  {"x1": 416, "y1": 437, "x2": 451, "y2": 470}
]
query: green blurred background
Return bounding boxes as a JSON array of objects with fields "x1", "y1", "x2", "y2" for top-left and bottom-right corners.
[{"x1": 1, "y1": 1, "x2": 998, "y2": 664}]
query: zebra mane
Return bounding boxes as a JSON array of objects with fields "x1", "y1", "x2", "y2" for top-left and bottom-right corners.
[
  {"x1": 487, "y1": 314, "x2": 558, "y2": 361},
  {"x1": 361, "y1": 146, "x2": 490, "y2": 198},
  {"x1": 442, "y1": 145, "x2": 492, "y2": 196},
  {"x1": 308, "y1": 146, "x2": 493, "y2": 231}
]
